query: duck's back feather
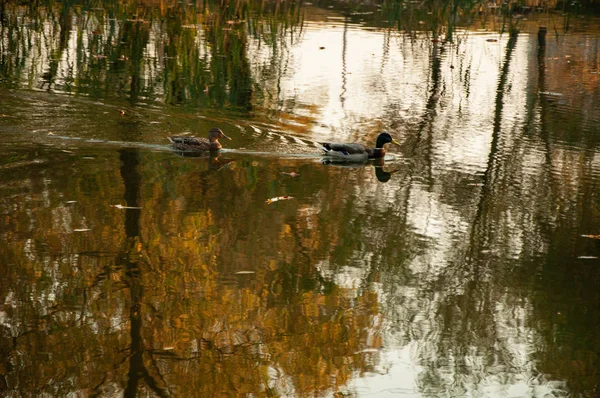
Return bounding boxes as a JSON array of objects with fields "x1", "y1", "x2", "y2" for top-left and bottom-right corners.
[
  {"x1": 322, "y1": 142, "x2": 367, "y2": 155},
  {"x1": 321, "y1": 142, "x2": 386, "y2": 160},
  {"x1": 168, "y1": 136, "x2": 209, "y2": 145},
  {"x1": 168, "y1": 136, "x2": 220, "y2": 151}
]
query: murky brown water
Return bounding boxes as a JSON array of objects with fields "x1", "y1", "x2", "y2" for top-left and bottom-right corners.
[{"x1": 2, "y1": 1, "x2": 600, "y2": 397}]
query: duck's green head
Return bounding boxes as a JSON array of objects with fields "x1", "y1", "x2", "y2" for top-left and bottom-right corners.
[{"x1": 375, "y1": 132, "x2": 400, "y2": 148}]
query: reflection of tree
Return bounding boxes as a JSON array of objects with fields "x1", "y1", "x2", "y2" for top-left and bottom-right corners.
[
  {"x1": 119, "y1": 149, "x2": 169, "y2": 397},
  {"x1": 137, "y1": 156, "x2": 384, "y2": 396},
  {"x1": 205, "y1": 11, "x2": 254, "y2": 111},
  {"x1": 410, "y1": 30, "x2": 523, "y2": 391},
  {"x1": 0, "y1": 0, "x2": 303, "y2": 111},
  {"x1": 525, "y1": 29, "x2": 600, "y2": 395},
  {"x1": 0, "y1": 149, "x2": 385, "y2": 396}
]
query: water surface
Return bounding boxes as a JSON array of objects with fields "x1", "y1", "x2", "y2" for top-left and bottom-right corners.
[{"x1": 2, "y1": 1, "x2": 600, "y2": 397}]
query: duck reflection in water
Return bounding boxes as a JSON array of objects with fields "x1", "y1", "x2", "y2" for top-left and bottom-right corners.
[
  {"x1": 322, "y1": 157, "x2": 400, "y2": 183},
  {"x1": 171, "y1": 151, "x2": 234, "y2": 171}
]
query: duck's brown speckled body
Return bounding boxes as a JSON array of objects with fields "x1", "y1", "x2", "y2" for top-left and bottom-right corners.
[{"x1": 168, "y1": 128, "x2": 231, "y2": 151}]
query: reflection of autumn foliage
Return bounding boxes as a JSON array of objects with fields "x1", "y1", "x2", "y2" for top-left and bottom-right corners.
[
  {"x1": 138, "y1": 154, "x2": 383, "y2": 396},
  {"x1": 0, "y1": 149, "x2": 383, "y2": 396}
]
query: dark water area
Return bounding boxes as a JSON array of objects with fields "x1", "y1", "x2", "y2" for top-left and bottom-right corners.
[{"x1": 2, "y1": 1, "x2": 600, "y2": 396}]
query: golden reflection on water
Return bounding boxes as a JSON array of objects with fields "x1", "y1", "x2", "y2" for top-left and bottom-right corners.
[{"x1": 0, "y1": 148, "x2": 392, "y2": 396}]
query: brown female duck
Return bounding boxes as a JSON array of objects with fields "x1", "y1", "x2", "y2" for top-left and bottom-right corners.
[{"x1": 168, "y1": 128, "x2": 231, "y2": 151}]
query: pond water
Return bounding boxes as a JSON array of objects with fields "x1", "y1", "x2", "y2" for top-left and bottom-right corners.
[{"x1": 2, "y1": 1, "x2": 600, "y2": 397}]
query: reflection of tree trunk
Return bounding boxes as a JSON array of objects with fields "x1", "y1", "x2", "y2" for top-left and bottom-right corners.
[
  {"x1": 468, "y1": 32, "x2": 519, "y2": 260},
  {"x1": 207, "y1": 17, "x2": 253, "y2": 111},
  {"x1": 340, "y1": 18, "x2": 348, "y2": 108},
  {"x1": 42, "y1": 4, "x2": 72, "y2": 90},
  {"x1": 409, "y1": 42, "x2": 443, "y2": 184},
  {"x1": 119, "y1": 149, "x2": 168, "y2": 398},
  {"x1": 120, "y1": 21, "x2": 150, "y2": 104},
  {"x1": 537, "y1": 28, "x2": 553, "y2": 173},
  {"x1": 229, "y1": 31, "x2": 253, "y2": 111}
]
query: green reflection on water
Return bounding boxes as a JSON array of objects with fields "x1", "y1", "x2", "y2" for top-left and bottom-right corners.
[{"x1": 0, "y1": 0, "x2": 304, "y2": 111}]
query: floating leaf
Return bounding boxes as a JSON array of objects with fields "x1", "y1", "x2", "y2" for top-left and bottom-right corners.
[
  {"x1": 539, "y1": 91, "x2": 562, "y2": 97},
  {"x1": 581, "y1": 234, "x2": 600, "y2": 240},
  {"x1": 111, "y1": 204, "x2": 142, "y2": 209},
  {"x1": 266, "y1": 196, "x2": 294, "y2": 204}
]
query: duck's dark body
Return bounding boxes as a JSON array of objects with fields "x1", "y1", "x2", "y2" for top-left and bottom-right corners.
[
  {"x1": 168, "y1": 128, "x2": 231, "y2": 152},
  {"x1": 168, "y1": 136, "x2": 222, "y2": 151},
  {"x1": 321, "y1": 132, "x2": 399, "y2": 161}
]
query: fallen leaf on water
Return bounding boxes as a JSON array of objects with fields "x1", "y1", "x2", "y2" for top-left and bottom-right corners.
[
  {"x1": 539, "y1": 91, "x2": 563, "y2": 97},
  {"x1": 74, "y1": 228, "x2": 91, "y2": 232},
  {"x1": 111, "y1": 204, "x2": 142, "y2": 209},
  {"x1": 581, "y1": 234, "x2": 600, "y2": 239},
  {"x1": 266, "y1": 196, "x2": 294, "y2": 204},
  {"x1": 48, "y1": 132, "x2": 54, "y2": 135}
]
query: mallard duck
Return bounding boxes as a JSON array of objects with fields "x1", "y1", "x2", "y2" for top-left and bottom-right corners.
[
  {"x1": 321, "y1": 132, "x2": 400, "y2": 161},
  {"x1": 168, "y1": 128, "x2": 231, "y2": 151}
]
